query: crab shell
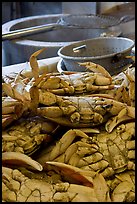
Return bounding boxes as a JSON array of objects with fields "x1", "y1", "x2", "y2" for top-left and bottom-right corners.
[
  {"x1": 2, "y1": 116, "x2": 59, "y2": 156},
  {"x1": 2, "y1": 163, "x2": 111, "y2": 202},
  {"x1": 32, "y1": 90, "x2": 135, "y2": 132},
  {"x1": 33, "y1": 71, "x2": 114, "y2": 96},
  {"x1": 101, "y1": 66, "x2": 135, "y2": 107},
  {"x1": 29, "y1": 48, "x2": 115, "y2": 96},
  {"x1": 107, "y1": 171, "x2": 135, "y2": 202},
  {"x1": 36, "y1": 122, "x2": 135, "y2": 178}
]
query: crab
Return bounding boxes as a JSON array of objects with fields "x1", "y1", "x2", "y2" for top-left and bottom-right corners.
[
  {"x1": 2, "y1": 161, "x2": 111, "y2": 202},
  {"x1": 36, "y1": 121, "x2": 135, "y2": 179},
  {"x1": 2, "y1": 96, "x2": 24, "y2": 129},
  {"x1": 2, "y1": 116, "x2": 59, "y2": 156},
  {"x1": 2, "y1": 49, "x2": 135, "y2": 132},
  {"x1": 32, "y1": 90, "x2": 135, "y2": 133},
  {"x1": 31, "y1": 71, "x2": 115, "y2": 96},
  {"x1": 2, "y1": 68, "x2": 135, "y2": 133},
  {"x1": 28, "y1": 48, "x2": 115, "y2": 96},
  {"x1": 107, "y1": 170, "x2": 135, "y2": 202},
  {"x1": 2, "y1": 72, "x2": 32, "y2": 129},
  {"x1": 3, "y1": 79, "x2": 135, "y2": 133},
  {"x1": 101, "y1": 66, "x2": 135, "y2": 107}
]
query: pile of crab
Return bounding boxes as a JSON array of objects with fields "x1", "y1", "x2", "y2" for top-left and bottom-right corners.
[{"x1": 2, "y1": 48, "x2": 135, "y2": 202}]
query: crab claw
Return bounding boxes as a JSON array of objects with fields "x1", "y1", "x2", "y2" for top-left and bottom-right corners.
[
  {"x1": 2, "y1": 83, "x2": 26, "y2": 102},
  {"x1": 45, "y1": 161, "x2": 111, "y2": 201},
  {"x1": 2, "y1": 152, "x2": 43, "y2": 171},
  {"x1": 45, "y1": 161, "x2": 95, "y2": 187},
  {"x1": 78, "y1": 61, "x2": 112, "y2": 79},
  {"x1": 93, "y1": 173, "x2": 111, "y2": 202},
  {"x1": 29, "y1": 48, "x2": 46, "y2": 80},
  {"x1": 105, "y1": 106, "x2": 135, "y2": 133},
  {"x1": 2, "y1": 115, "x2": 15, "y2": 129}
]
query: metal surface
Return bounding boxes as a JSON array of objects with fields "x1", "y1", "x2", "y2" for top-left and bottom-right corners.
[
  {"x1": 58, "y1": 37, "x2": 134, "y2": 75},
  {"x1": 102, "y1": 2, "x2": 135, "y2": 38},
  {"x1": 2, "y1": 14, "x2": 122, "y2": 66},
  {"x1": 2, "y1": 14, "x2": 122, "y2": 41},
  {"x1": 59, "y1": 14, "x2": 121, "y2": 28},
  {"x1": 2, "y1": 23, "x2": 63, "y2": 41},
  {"x1": 57, "y1": 57, "x2": 134, "y2": 76}
]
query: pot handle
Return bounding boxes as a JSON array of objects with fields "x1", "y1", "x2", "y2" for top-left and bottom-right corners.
[
  {"x1": 111, "y1": 53, "x2": 125, "y2": 63},
  {"x1": 73, "y1": 45, "x2": 87, "y2": 53},
  {"x1": 111, "y1": 53, "x2": 134, "y2": 66}
]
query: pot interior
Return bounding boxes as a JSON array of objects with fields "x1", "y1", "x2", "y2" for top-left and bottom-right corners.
[{"x1": 9, "y1": 15, "x2": 121, "y2": 43}]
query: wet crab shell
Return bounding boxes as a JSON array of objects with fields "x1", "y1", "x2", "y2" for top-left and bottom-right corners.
[
  {"x1": 36, "y1": 121, "x2": 135, "y2": 178},
  {"x1": 2, "y1": 116, "x2": 59, "y2": 156},
  {"x1": 2, "y1": 164, "x2": 111, "y2": 202}
]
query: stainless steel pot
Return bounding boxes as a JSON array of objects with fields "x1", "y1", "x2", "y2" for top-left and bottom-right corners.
[
  {"x1": 2, "y1": 14, "x2": 122, "y2": 66},
  {"x1": 58, "y1": 37, "x2": 134, "y2": 75},
  {"x1": 2, "y1": 14, "x2": 122, "y2": 41}
]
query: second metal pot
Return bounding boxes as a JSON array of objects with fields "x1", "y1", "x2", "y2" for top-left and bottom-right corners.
[{"x1": 58, "y1": 37, "x2": 134, "y2": 75}]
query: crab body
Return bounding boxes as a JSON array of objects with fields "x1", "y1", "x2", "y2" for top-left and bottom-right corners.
[
  {"x1": 2, "y1": 116, "x2": 59, "y2": 156},
  {"x1": 2, "y1": 164, "x2": 111, "y2": 202},
  {"x1": 35, "y1": 91, "x2": 135, "y2": 132},
  {"x1": 36, "y1": 122, "x2": 135, "y2": 178},
  {"x1": 34, "y1": 71, "x2": 114, "y2": 96},
  {"x1": 107, "y1": 170, "x2": 135, "y2": 202},
  {"x1": 101, "y1": 66, "x2": 135, "y2": 107}
]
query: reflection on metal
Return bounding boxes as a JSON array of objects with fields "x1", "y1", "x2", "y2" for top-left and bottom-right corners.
[{"x1": 73, "y1": 45, "x2": 87, "y2": 53}]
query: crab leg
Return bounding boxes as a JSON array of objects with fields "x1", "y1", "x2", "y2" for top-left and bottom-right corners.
[
  {"x1": 2, "y1": 98, "x2": 24, "y2": 129},
  {"x1": 29, "y1": 48, "x2": 47, "y2": 80},
  {"x1": 36, "y1": 129, "x2": 98, "y2": 166},
  {"x1": 49, "y1": 129, "x2": 90, "y2": 161},
  {"x1": 93, "y1": 173, "x2": 111, "y2": 202},
  {"x1": 2, "y1": 152, "x2": 43, "y2": 171},
  {"x1": 105, "y1": 106, "x2": 135, "y2": 133},
  {"x1": 45, "y1": 161, "x2": 95, "y2": 187},
  {"x1": 31, "y1": 87, "x2": 135, "y2": 129},
  {"x1": 123, "y1": 69, "x2": 135, "y2": 107},
  {"x1": 2, "y1": 115, "x2": 16, "y2": 129},
  {"x1": 78, "y1": 61, "x2": 112, "y2": 79}
]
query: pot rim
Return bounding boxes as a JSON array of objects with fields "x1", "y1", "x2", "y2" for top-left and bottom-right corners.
[
  {"x1": 2, "y1": 14, "x2": 121, "y2": 46},
  {"x1": 2, "y1": 14, "x2": 71, "y2": 46},
  {"x1": 58, "y1": 37, "x2": 134, "y2": 60}
]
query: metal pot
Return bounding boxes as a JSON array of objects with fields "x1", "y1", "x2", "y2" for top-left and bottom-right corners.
[
  {"x1": 58, "y1": 37, "x2": 134, "y2": 75},
  {"x1": 2, "y1": 14, "x2": 121, "y2": 66}
]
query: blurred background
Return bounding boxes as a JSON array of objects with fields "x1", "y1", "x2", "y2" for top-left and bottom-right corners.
[{"x1": 2, "y1": 2, "x2": 135, "y2": 66}]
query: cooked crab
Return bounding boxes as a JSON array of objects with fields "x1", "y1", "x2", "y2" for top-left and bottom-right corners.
[
  {"x1": 2, "y1": 49, "x2": 135, "y2": 132},
  {"x1": 36, "y1": 121, "x2": 135, "y2": 178},
  {"x1": 3, "y1": 79, "x2": 135, "y2": 133},
  {"x1": 28, "y1": 48, "x2": 114, "y2": 96},
  {"x1": 2, "y1": 162, "x2": 111, "y2": 202},
  {"x1": 2, "y1": 144, "x2": 111, "y2": 202},
  {"x1": 2, "y1": 116, "x2": 59, "y2": 155},
  {"x1": 101, "y1": 66, "x2": 135, "y2": 107},
  {"x1": 33, "y1": 90, "x2": 135, "y2": 133},
  {"x1": 107, "y1": 170, "x2": 135, "y2": 202}
]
